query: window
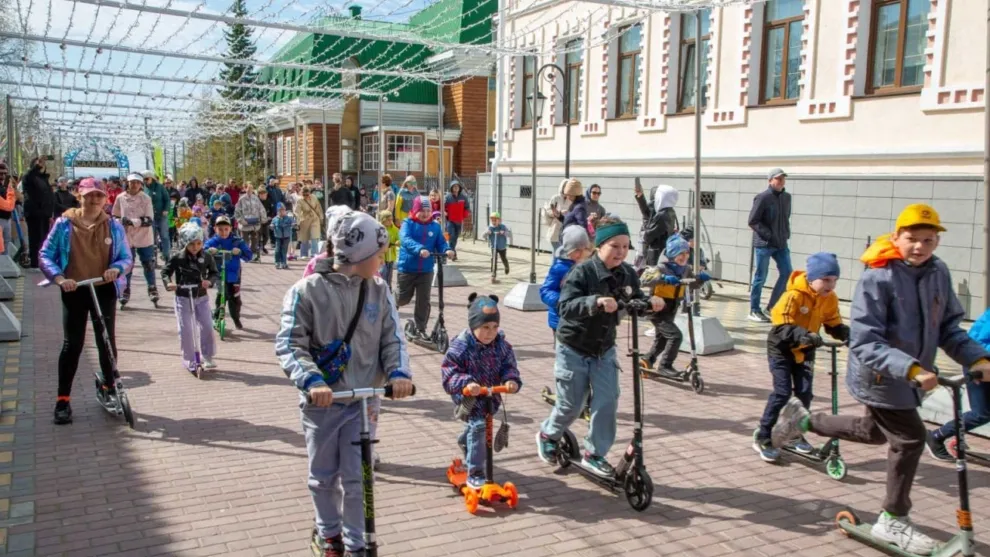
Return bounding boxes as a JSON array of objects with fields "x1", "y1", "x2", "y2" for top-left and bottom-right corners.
[
  {"x1": 284, "y1": 137, "x2": 293, "y2": 176},
  {"x1": 761, "y1": 0, "x2": 804, "y2": 102},
  {"x1": 868, "y1": 0, "x2": 927, "y2": 93},
  {"x1": 678, "y1": 9, "x2": 711, "y2": 111},
  {"x1": 276, "y1": 136, "x2": 283, "y2": 175},
  {"x1": 387, "y1": 135, "x2": 423, "y2": 172},
  {"x1": 616, "y1": 25, "x2": 642, "y2": 118},
  {"x1": 341, "y1": 138, "x2": 357, "y2": 173},
  {"x1": 564, "y1": 39, "x2": 583, "y2": 123},
  {"x1": 521, "y1": 56, "x2": 536, "y2": 127},
  {"x1": 362, "y1": 134, "x2": 379, "y2": 171}
]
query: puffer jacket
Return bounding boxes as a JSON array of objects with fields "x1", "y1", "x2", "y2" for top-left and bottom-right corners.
[
  {"x1": 441, "y1": 329, "x2": 522, "y2": 419},
  {"x1": 845, "y1": 235, "x2": 990, "y2": 410},
  {"x1": 640, "y1": 260, "x2": 695, "y2": 322},
  {"x1": 767, "y1": 271, "x2": 847, "y2": 364},
  {"x1": 397, "y1": 217, "x2": 450, "y2": 274},
  {"x1": 540, "y1": 257, "x2": 574, "y2": 330},
  {"x1": 203, "y1": 234, "x2": 252, "y2": 283},
  {"x1": 161, "y1": 249, "x2": 219, "y2": 298},
  {"x1": 642, "y1": 186, "x2": 679, "y2": 266},
  {"x1": 39, "y1": 210, "x2": 133, "y2": 296},
  {"x1": 234, "y1": 193, "x2": 267, "y2": 232}
]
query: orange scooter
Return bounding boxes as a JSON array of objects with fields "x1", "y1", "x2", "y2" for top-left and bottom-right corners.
[{"x1": 446, "y1": 385, "x2": 519, "y2": 514}]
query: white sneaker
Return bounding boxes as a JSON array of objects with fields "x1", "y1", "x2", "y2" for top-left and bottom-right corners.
[
  {"x1": 203, "y1": 358, "x2": 218, "y2": 370},
  {"x1": 870, "y1": 512, "x2": 939, "y2": 555}
]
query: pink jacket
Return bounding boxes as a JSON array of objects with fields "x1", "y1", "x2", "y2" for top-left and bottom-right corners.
[
  {"x1": 302, "y1": 253, "x2": 329, "y2": 278},
  {"x1": 112, "y1": 191, "x2": 155, "y2": 249}
]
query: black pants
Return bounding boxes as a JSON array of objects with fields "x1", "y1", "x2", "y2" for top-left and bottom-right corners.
[
  {"x1": 810, "y1": 406, "x2": 926, "y2": 516},
  {"x1": 58, "y1": 282, "x2": 118, "y2": 397},
  {"x1": 214, "y1": 281, "x2": 242, "y2": 325},
  {"x1": 645, "y1": 315, "x2": 682, "y2": 368},
  {"x1": 757, "y1": 355, "x2": 813, "y2": 440},
  {"x1": 26, "y1": 215, "x2": 50, "y2": 268},
  {"x1": 491, "y1": 248, "x2": 509, "y2": 274}
]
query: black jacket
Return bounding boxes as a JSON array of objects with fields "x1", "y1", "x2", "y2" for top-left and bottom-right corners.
[
  {"x1": 161, "y1": 249, "x2": 218, "y2": 298},
  {"x1": 556, "y1": 254, "x2": 647, "y2": 358},
  {"x1": 642, "y1": 207, "x2": 678, "y2": 266},
  {"x1": 22, "y1": 167, "x2": 54, "y2": 219},
  {"x1": 54, "y1": 189, "x2": 79, "y2": 217},
  {"x1": 748, "y1": 187, "x2": 791, "y2": 249},
  {"x1": 185, "y1": 186, "x2": 207, "y2": 206},
  {"x1": 349, "y1": 185, "x2": 361, "y2": 210},
  {"x1": 562, "y1": 197, "x2": 589, "y2": 232},
  {"x1": 260, "y1": 195, "x2": 277, "y2": 219},
  {"x1": 329, "y1": 186, "x2": 353, "y2": 208},
  {"x1": 0, "y1": 183, "x2": 12, "y2": 220}
]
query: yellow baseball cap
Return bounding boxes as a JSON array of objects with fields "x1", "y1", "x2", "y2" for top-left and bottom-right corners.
[{"x1": 895, "y1": 203, "x2": 946, "y2": 232}]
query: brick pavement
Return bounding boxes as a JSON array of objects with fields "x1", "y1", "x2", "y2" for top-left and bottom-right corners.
[{"x1": 0, "y1": 246, "x2": 986, "y2": 557}]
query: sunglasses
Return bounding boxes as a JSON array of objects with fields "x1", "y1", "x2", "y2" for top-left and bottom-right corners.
[{"x1": 590, "y1": 190, "x2": 601, "y2": 195}]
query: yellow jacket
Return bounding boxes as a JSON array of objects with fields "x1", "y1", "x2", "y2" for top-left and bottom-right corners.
[{"x1": 768, "y1": 271, "x2": 844, "y2": 363}]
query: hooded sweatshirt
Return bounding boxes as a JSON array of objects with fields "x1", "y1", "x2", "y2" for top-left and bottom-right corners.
[
  {"x1": 642, "y1": 186, "x2": 679, "y2": 264},
  {"x1": 767, "y1": 271, "x2": 845, "y2": 364},
  {"x1": 39, "y1": 208, "x2": 132, "y2": 295},
  {"x1": 845, "y1": 235, "x2": 989, "y2": 410}
]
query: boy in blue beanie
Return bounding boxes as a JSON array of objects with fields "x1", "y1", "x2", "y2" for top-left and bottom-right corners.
[
  {"x1": 639, "y1": 235, "x2": 710, "y2": 371},
  {"x1": 753, "y1": 252, "x2": 848, "y2": 462}
]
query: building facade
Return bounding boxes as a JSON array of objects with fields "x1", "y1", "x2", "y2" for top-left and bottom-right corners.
[{"x1": 484, "y1": 0, "x2": 987, "y2": 317}]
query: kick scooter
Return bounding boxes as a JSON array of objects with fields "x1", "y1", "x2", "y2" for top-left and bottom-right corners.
[
  {"x1": 752, "y1": 341, "x2": 848, "y2": 480},
  {"x1": 947, "y1": 439, "x2": 990, "y2": 465},
  {"x1": 177, "y1": 284, "x2": 207, "y2": 379},
  {"x1": 404, "y1": 252, "x2": 450, "y2": 354},
  {"x1": 640, "y1": 278, "x2": 704, "y2": 394},
  {"x1": 76, "y1": 277, "x2": 136, "y2": 428},
  {"x1": 212, "y1": 249, "x2": 231, "y2": 340},
  {"x1": 447, "y1": 385, "x2": 519, "y2": 514},
  {"x1": 306, "y1": 384, "x2": 417, "y2": 557},
  {"x1": 551, "y1": 298, "x2": 654, "y2": 512},
  {"x1": 836, "y1": 370, "x2": 984, "y2": 557}
]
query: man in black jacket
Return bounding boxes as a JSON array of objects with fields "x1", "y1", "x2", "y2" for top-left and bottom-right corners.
[
  {"x1": 53, "y1": 176, "x2": 79, "y2": 217},
  {"x1": 23, "y1": 157, "x2": 55, "y2": 268},
  {"x1": 747, "y1": 168, "x2": 792, "y2": 323}
]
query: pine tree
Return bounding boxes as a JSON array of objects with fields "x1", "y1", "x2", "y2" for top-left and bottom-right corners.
[{"x1": 218, "y1": 0, "x2": 258, "y2": 103}]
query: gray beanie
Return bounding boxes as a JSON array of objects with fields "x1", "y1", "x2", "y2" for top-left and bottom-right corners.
[
  {"x1": 555, "y1": 225, "x2": 592, "y2": 258},
  {"x1": 177, "y1": 222, "x2": 205, "y2": 250},
  {"x1": 332, "y1": 211, "x2": 389, "y2": 265}
]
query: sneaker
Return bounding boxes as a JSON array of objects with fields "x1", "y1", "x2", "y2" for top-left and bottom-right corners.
[
  {"x1": 771, "y1": 397, "x2": 809, "y2": 449},
  {"x1": 53, "y1": 400, "x2": 73, "y2": 425},
  {"x1": 466, "y1": 475, "x2": 486, "y2": 490},
  {"x1": 752, "y1": 435, "x2": 780, "y2": 463},
  {"x1": 148, "y1": 287, "x2": 159, "y2": 303},
  {"x1": 581, "y1": 453, "x2": 615, "y2": 478},
  {"x1": 536, "y1": 432, "x2": 558, "y2": 464},
  {"x1": 747, "y1": 310, "x2": 770, "y2": 323},
  {"x1": 926, "y1": 431, "x2": 953, "y2": 462},
  {"x1": 870, "y1": 512, "x2": 939, "y2": 555},
  {"x1": 789, "y1": 436, "x2": 815, "y2": 455},
  {"x1": 233, "y1": 319, "x2": 243, "y2": 330},
  {"x1": 658, "y1": 364, "x2": 678, "y2": 376},
  {"x1": 203, "y1": 358, "x2": 218, "y2": 370},
  {"x1": 310, "y1": 530, "x2": 344, "y2": 557}
]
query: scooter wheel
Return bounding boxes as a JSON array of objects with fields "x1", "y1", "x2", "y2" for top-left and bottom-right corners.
[
  {"x1": 503, "y1": 482, "x2": 519, "y2": 509},
  {"x1": 404, "y1": 321, "x2": 416, "y2": 340},
  {"x1": 690, "y1": 372, "x2": 705, "y2": 394},
  {"x1": 700, "y1": 282, "x2": 714, "y2": 300},
  {"x1": 436, "y1": 331, "x2": 449, "y2": 354},
  {"x1": 557, "y1": 430, "x2": 580, "y2": 468},
  {"x1": 835, "y1": 510, "x2": 859, "y2": 534},
  {"x1": 825, "y1": 455, "x2": 847, "y2": 481},
  {"x1": 195, "y1": 365, "x2": 204, "y2": 380},
  {"x1": 120, "y1": 391, "x2": 135, "y2": 429},
  {"x1": 464, "y1": 490, "x2": 480, "y2": 514},
  {"x1": 217, "y1": 320, "x2": 226, "y2": 340},
  {"x1": 624, "y1": 468, "x2": 654, "y2": 512}
]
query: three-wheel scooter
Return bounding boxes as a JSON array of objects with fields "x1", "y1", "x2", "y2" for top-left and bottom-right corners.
[
  {"x1": 752, "y1": 341, "x2": 848, "y2": 480},
  {"x1": 212, "y1": 249, "x2": 232, "y2": 340},
  {"x1": 447, "y1": 385, "x2": 519, "y2": 514},
  {"x1": 404, "y1": 252, "x2": 450, "y2": 354},
  {"x1": 835, "y1": 370, "x2": 984, "y2": 556},
  {"x1": 548, "y1": 298, "x2": 654, "y2": 512},
  {"x1": 306, "y1": 384, "x2": 417, "y2": 557},
  {"x1": 177, "y1": 284, "x2": 207, "y2": 379},
  {"x1": 640, "y1": 278, "x2": 704, "y2": 394}
]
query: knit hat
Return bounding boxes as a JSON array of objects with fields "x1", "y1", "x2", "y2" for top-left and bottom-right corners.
[
  {"x1": 331, "y1": 211, "x2": 388, "y2": 265},
  {"x1": 411, "y1": 195, "x2": 430, "y2": 216},
  {"x1": 178, "y1": 222, "x2": 204, "y2": 249},
  {"x1": 806, "y1": 252, "x2": 841, "y2": 281},
  {"x1": 325, "y1": 205, "x2": 352, "y2": 239},
  {"x1": 680, "y1": 226, "x2": 694, "y2": 242},
  {"x1": 467, "y1": 293, "x2": 500, "y2": 330},
  {"x1": 276, "y1": 202, "x2": 286, "y2": 211},
  {"x1": 593, "y1": 220, "x2": 630, "y2": 247},
  {"x1": 555, "y1": 224, "x2": 591, "y2": 258},
  {"x1": 562, "y1": 178, "x2": 583, "y2": 197},
  {"x1": 665, "y1": 235, "x2": 690, "y2": 259}
]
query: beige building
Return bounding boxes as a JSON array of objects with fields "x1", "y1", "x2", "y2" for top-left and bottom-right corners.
[{"x1": 484, "y1": 0, "x2": 987, "y2": 316}]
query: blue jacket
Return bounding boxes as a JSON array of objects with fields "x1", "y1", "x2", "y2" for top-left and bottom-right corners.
[
  {"x1": 397, "y1": 218, "x2": 449, "y2": 274},
  {"x1": 540, "y1": 257, "x2": 574, "y2": 330},
  {"x1": 204, "y1": 234, "x2": 253, "y2": 283},
  {"x1": 969, "y1": 309, "x2": 990, "y2": 353},
  {"x1": 271, "y1": 215, "x2": 295, "y2": 239},
  {"x1": 483, "y1": 224, "x2": 510, "y2": 250},
  {"x1": 39, "y1": 213, "x2": 133, "y2": 297}
]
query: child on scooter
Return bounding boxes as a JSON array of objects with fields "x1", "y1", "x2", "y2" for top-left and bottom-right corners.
[
  {"x1": 540, "y1": 226, "x2": 592, "y2": 336},
  {"x1": 275, "y1": 210, "x2": 413, "y2": 557},
  {"x1": 753, "y1": 252, "x2": 848, "y2": 463},
  {"x1": 441, "y1": 293, "x2": 522, "y2": 489},
  {"x1": 772, "y1": 204, "x2": 990, "y2": 555},
  {"x1": 927, "y1": 306, "x2": 990, "y2": 461},
  {"x1": 537, "y1": 217, "x2": 663, "y2": 477},
  {"x1": 161, "y1": 223, "x2": 219, "y2": 373},
  {"x1": 638, "y1": 235, "x2": 711, "y2": 371},
  {"x1": 396, "y1": 195, "x2": 454, "y2": 338},
  {"x1": 482, "y1": 212, "x2": 511, "y2": 275},
  {"x1": 204, "y1": 216, "x2": 252, "y2": 330}
]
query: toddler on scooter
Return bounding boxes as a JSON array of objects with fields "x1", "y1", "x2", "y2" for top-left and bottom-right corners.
[
  {"x1": 638, "y1": 235, "x2": 711, "y2": 372},
  {"x1": 161, "y1": 223, "x2": 219, "y2": 374},
  {"x1": 204, "y1": 216, "x2": 252, "y2": 330},
  {"x1": 441, "y1": 293, "x2": 522, "y2": 489},
  {"x1": 276, "y1": 210, "x2": 413, "y2": 557},
  {"x1": 482, "y1": 212, "x2": 511, "y2": 275},
  {"x1": 396, "y1": 195, "x2": 454, "y2": 338},
  {"x1": 753, "y1": 252, "x2": 848, "y2": 463},
  {"x1": 536, "y1": 217, "x2": 664, "y2": 478},
  {"x1": 772, "y1": 205, "x2": 990, "y2": 554}
]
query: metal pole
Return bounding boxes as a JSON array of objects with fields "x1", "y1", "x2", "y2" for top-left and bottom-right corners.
[
  {"x1": 530, "y1": 60, "x2": 539, "y2": 284},
  {"x1": 377, "y1": 95, "x2": 384, "y2": 186},
  {"x1": 563, "y1": 66, "x2": 571, "y2": 179},
  {"x1": 491, "y1": 4, "x2": 505, "y2": 219},
  {"x1": 144, "y1": 116, "x2": 151, "y2": 170},
  {"x1": 984, "y1": 0, "x2": 990, "y2": 307},
  {"x1": 693, "y1": 9, "x2": 703, "y2": 279},
  {"x1": 438, "y1": 82, "x2": 446, "y2": 231},
  {"x1": 5, "y1": 96, "x2": 12, "y2": 170},
  {"x1": 321, "y1": 107, "x2": 329, "y2": 198},
  {"x1": 223, "y1": 138, "x2": 229, "y2": 183},
  {"x1": 182, "y1": 141, "x2": 186, "y2": 181}
]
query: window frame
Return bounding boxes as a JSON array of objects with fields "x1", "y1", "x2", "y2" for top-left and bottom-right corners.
[
  {"x1": 284, "y1": 137, "x2": 293, "y2": 176},
  {"x1": 677, "y1": 11, "x2": 712, "y2": 114},
  {"x1": 564, "y1": 38, "x2": 583, "y2": 124},
  {"x1": 521, "y1": 56, "x2": 536, "y2": 128},
  {"x1": 362, "y1": 134, "x2": 379, "y2": 172},
  {"x1": 615, "y1": 24, "x2": 643, "y2": 119},
  {"x1": 386, "y1": 134, "x2": 424, "y2": 172},
  {"x1": 866, "y1": 0, "x2": 926, "y2": 96},
  {"x1": 759, "y1": 1, "x2": 804, "y2": 105}
]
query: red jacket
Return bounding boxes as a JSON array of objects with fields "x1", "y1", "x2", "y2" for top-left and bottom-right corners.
[{"x1": 444, "y1": 193, "x2": 470, "y2": 224}]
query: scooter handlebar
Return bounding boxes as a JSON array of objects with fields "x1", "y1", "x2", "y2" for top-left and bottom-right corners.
[
  {"x1": 617, "y1": 298, "x2": 653, "y2": 315},
  {"x1": 462, "y1": 385, "x2": 510, "y2": 396},
  {"x1": 822, "y1": 341, "x2": 847, "y2": 348},
  {"x1": 305, "y1": 384, "x2": 416, "y2": 404},
  {"x1": 938, "y1": 370, "x2": 983, "y2": 389},
  {"x1": 74, "y1": 277, "x2": 104, "y2": 287}
]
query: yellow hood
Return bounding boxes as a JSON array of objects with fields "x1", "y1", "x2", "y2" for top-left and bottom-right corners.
[
  {"x1": 785, "y1": 270, "x2": 815, "y2": 297},
  {"x1": 860, "y1": 234, "x2": 903, "y2": 268}
]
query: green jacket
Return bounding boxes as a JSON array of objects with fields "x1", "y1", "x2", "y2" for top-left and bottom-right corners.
[{"x1": 144, "y1": 180, "x2": 170, "y2": 217}]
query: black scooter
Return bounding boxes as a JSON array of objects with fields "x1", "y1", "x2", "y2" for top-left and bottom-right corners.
[
  {"x1": 76, "y1": 277, "x2": 135, "y2": 428},
  {"x1": 640, "y1": 278, "x2": 704, "y2": 394},
  {"x1": 404, "y1": 253, "x2": 450, "y2": 353},
  {"x1": 548, "y1": 299, "x2": 654, "y2": 512}
]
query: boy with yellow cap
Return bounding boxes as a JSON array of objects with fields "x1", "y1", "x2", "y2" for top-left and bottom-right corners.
[{"x1": 772, "y1": 204, "x2": 990, "y2": 554}]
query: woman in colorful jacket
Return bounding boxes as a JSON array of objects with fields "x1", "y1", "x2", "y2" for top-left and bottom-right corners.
[{"x1": 39, "y1": 178, "x2": 132, "y2": 426}]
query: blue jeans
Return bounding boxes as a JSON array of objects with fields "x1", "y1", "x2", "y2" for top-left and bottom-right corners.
[
  {"x1": 457, "y1": 416, "x2": 486, "y2": 480},
  {"x1": 126, "y1": 246, "x2": 157, "y2": 291},
  {"x1": 935, "y1": 376, "x2": 990, "y2": 439},
  {"x1": 301, "y1": 239, "x2": 320, "y2": 258},
  {"x1": 274, "y1": 238, "x2": 289, "y2": 265},
  {"x1": 155, "y1": 215, "x2": 171, "y2": 258},
  {"x1": 541, "y1": 343, "x2": 620, "y2": 457},
  {"x1": 750, "y1": 247, "x2": 792, "y2": 313},
  {"x1": 379, "y1": 261, "x2": 394, "y2": 289},
  {"x1": 757, "y1": 355, "x2": 813, "y2": 440},
  {"x1": 446, "y1": 221, "x2": 462, "y2": 252},
  {"x1": 301, "y1": 398, "x2": 380, "y2": 552}
]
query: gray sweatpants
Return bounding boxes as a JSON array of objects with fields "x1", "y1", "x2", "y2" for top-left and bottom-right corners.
[{"x1": 396, "y1": 271, "x2": 432, "y2": 332}]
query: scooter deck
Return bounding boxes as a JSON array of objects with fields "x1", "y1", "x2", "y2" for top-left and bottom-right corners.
[
  {"x1": 446, "y1": 459, "x2": 518, "y2": 514},
  {"x1": 837, "y1": 518, "x2": 972, "y2": 557}
]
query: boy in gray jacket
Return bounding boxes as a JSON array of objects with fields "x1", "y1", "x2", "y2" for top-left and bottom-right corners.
[
  {"x1": 772, "y1": 204, "x2": 990, "y2": 555},
  {"x1": 276, "y1": 210, "x2": 414, "y2": 557}
]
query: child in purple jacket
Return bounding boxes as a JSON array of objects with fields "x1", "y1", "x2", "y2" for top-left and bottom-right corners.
[{"x1": 441, "y1": 294, "x2": 522, "y2": 489}]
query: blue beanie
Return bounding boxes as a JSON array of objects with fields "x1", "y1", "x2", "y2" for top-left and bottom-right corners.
[
  {"x1": 807, "y1": 252, "x2": 841, "y2": 281},
  {"x1": 665, "y1": 235, "x2": 690, "y2": 259}
]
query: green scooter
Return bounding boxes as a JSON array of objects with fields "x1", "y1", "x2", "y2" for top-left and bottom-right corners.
[{"x1": 212, "y1": 249, "x2": 232, "y2": 340}]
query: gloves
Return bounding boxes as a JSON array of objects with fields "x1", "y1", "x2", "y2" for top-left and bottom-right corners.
[
  {"x1": 139, "y1": 216, "x2": 154, "y2": 227},
  {"x1": 698, "y1": 272, "x2": 711, "y2": 282},
  {"x1": 830, "y1": 324, "x2": 850, "y2": 342},
  {"x1": 800, "y1": 333, "x2": 824, "y2": 348},
  {"x1": 121, "y1": 217, "x2": 134, "y2": 227},
  {"x1": 662, "y1": 275, "x2": 680, "y2": 285}
]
